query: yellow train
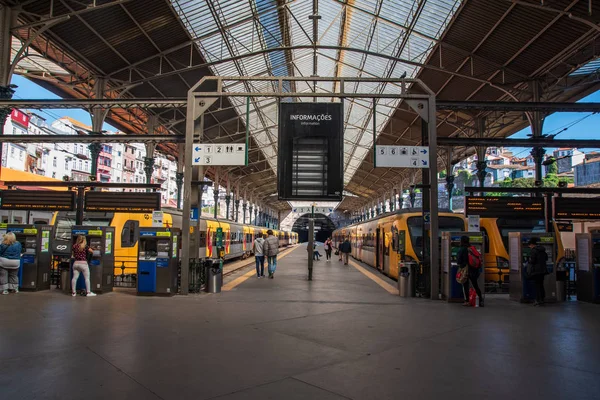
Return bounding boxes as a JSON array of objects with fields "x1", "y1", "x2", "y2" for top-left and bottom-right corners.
[
  {"x1": 332, "y1": 209, "x2": 466, "y2": 280},
  {"x1": 51, "y1": 208, "x2": 298, "y2": 275},
  {"x1": 480, "y1": 218, "x2": 565, "y2": 289}
]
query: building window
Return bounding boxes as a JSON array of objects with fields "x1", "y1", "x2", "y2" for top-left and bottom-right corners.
[
  {"x1": 78, "y1": 160, "x2": 82, "y2": 170},
  {"x1": 10, "y1": 147, "x2": 14, "y2": 156},
  {"x1": 53, "y1": 157, "x2": 57, "y2": 167},
  {"x1": 19, "y1": 150, "x2": 23, "y2": 160},
  {"x1": 117, "y1": 163, "x2": 121, "y2": 169},
  {"x1": 85, "y1": 161, "x2": 89, "y2": 170},
  {"x1": 117, "y1": 177, "x2": 120, "y2": 182},
  {"x1": 135, "y1": 176, "x2": 138, "y2": 183},
  {"x1": 65, "y1": 160, "x2": 69, "y2": 170}
]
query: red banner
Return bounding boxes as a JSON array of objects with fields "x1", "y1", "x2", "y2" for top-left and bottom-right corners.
[{"x1": 10, "y1": 109, "x2": 29, "y2": 128}]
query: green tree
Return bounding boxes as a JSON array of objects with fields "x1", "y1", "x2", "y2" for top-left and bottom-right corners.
[
  {"x1": 546, "y1": 160, "x2": 558, "y2": 175},
  {"x1": 544, "y1": 173, "x2": 559, "y2": 188},
  {"x1": 512, "y1": 178, "x2": 536, "y2": 188}
]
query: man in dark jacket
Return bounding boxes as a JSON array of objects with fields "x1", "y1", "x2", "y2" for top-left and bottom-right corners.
[
  {"x1": 528, "y1": 237, "x2": 548, "y2": 306},
  {"x1": 339, "y1": 237, "x2": 351, "y2": 265}
]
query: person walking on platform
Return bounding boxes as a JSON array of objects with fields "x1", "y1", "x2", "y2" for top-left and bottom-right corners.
[
  {"x1": 71, "y1": 235, "x2": 97, "y2": 297},
  {"x1": 253, "y1": 233, "x2": 265, "y2": 278},
  {"x1": 528, "y1": 237, "x2": 548, "y2": 306},
  {"x1": 0, "y1": 233, "x2": 22, "y2": 295},
  {"x1": 263, "y1": 230, "x2": 279, "y2": 279},
  {"x1": 324, "y1": 238, "x2": 333, "y2": 261},
  {"x1": 313, "y1": 243, "x2": 322, "y2": 261},
  {"x1": 457, "y1": 236, "x2": 483, "y2": 307},
  {"x1": 339, "y1": 237, "x2": 352, "y2": 265}
]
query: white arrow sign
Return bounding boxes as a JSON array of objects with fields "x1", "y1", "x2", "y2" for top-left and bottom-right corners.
[{"x1": 192, "y1": 143, "x2": 246, "y2": 166}]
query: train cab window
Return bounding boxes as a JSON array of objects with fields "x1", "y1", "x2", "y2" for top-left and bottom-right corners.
[
  {"x1": 199, "y1": 231, "x2": 207, "y2": 247},
  {"x1": 481, "y1": 227, "x2": 490, "y2": 254},
  {"x1": 121, "y1": 220, "x2": 140, "y2": 248}
]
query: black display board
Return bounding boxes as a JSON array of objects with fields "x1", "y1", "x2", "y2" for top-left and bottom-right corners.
[
  {"x1": 85, "y1": 192, "x2": 160, "y2": 213},
  {"x1": 465, "y1": 196, "x2": 545, "y2": 219},
  {"x1": 278, "y1": 102, "x2": 343, "y2": 201},
  {"x1": 554, "y1": 197, "x2": 600, "y2": 219},
  {"x1": 0, "y1": 190, "x2": 75, "y2": 211}
]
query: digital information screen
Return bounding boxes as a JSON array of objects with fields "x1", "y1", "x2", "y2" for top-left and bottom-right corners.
[
  {"x1": 0, "y1": 190, "x2": 75, "y2": 211},
  {"x1": 465, "y1": 196, "x2": 545, "y2": 219},
  {"x1": 85, "y1": 192, "x2": 160, "y2": 213},
  {"x1": 554, "y1": 197, "x2": 600, "y2": 220},
  {"x1": 278, "y1": 102, "x2": 343, "y2": 201}
]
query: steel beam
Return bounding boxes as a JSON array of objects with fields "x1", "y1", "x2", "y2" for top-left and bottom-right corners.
[
  {"x1": 3, "y1": 181, "x2": 161, "y2": 189},
  {"x1": 0, "y1": 98, "x2": 186, "y2": 109},
  {"x1": 437, "y1": 101, "x2": 600, "y2": 112},
  {"x1": 1, "y1": 98, "x2": 599, "y2": 113},
  {"x1": 438, "y1": 137, "x2": 600, "y2": 148},
  {"x1": 0, "y1": 134, "x2": 184, "y2": 143}
]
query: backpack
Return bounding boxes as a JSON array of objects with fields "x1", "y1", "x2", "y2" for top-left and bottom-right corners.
[{"x1": 467, "y1": 246, "x2": 482, "y2": 269}]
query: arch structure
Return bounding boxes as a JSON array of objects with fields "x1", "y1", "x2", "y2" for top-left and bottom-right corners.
[{"x1": 292, "y1": 213, "x2": 337, "y2": 244}]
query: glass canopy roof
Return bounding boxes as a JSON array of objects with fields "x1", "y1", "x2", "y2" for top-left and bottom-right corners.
[{"x1": 171, "y1": 0, "x2": 462, "y2": 186}]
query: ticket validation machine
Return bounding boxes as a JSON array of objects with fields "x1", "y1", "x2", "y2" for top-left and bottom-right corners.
[
  {"x1": 509, "y1": 233, "x2": 556, "y2": 303},
  {"x1": 441, "y1": 232, "x2": 485, "y2": 302},
  {"x1": 137, "y1": 228, "x2": 180, "y2": 295},
  {"x1": 71, "y1": 226, "x2": 115, "y2": 294},
  {"x1": 1, "y1": 224, "x2": 53, "y2": 290},
  {"x1": 575, "y1": 233, "x2": 600, "y2": 303}
]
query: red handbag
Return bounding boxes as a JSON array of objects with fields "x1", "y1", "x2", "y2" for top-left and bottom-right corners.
[{"x1": 469, "y1": 288, "x2": 477, "y2": 307}]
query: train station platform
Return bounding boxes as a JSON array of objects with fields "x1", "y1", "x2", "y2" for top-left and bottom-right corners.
[{"x1": 2, "y1": 245, "x2": 600, "y2": 400}]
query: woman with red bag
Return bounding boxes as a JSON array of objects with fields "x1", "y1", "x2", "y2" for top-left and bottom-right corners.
[{"x1": 457, "y1": 236, "x2": 484, "y2": 307}]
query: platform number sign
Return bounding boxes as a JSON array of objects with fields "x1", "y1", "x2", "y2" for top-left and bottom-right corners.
[
  {"x1": 192, "y1": 143, "x2": 246, "y2": 166},
  {"x1": 375, "y1": 145, "x2": 430, "y2": 168}
]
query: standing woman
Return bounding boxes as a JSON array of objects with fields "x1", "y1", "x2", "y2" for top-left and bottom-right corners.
[
  {"x1": 457, "y1": 235, "x2": 483, "y2": 307},
  {"x1": 71, "y1": 235, "x2": 97, "y2": 297},
  {"x1": 324, "y1": 237, "x2": 333, "y2": 261},
  {"x1": 0, "y1": 232, "x2": 22, "y2": 295}
]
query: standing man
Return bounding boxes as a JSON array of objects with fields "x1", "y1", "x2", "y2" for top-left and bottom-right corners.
[
  {"x1": 339, "y1": 236, "x2": 352, "y2": 266},
  {"x1": 253, "y1": 233, "x2": 265, "y2": 278},
  {"x1": 528, "y1": 237, "x2": 548, "y2": 306},
  {"x1": 263, "y1": 229, "x2": 279, "y2": 279}
]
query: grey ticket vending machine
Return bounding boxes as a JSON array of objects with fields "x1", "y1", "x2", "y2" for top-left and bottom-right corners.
[
  {"x1": 575, "y1": 233, "x2": 600, "y2": 303},
  {"x1": 509, "y1": 232, "x2": 556, "y2": 303},
  {"x1": 1, "y1": 224, "x2": 53, "y2": 290},
  {"x1": 137, "y1": 228, "x2": 180, "y2": 295},
  {"x1": 71, "y1": 226, "x2": 115, "y2": 294},
  {"x1": 441, "y1": 232, "x2": 485, "y2": 302}
]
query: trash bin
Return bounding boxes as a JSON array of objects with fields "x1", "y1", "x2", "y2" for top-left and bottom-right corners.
[
  {"x1": 556, "y1": 268, "x2": 567, "y2": 302},
  {"x1": 206, "y1": 259, "x2": 222, "y2": 294},
  {"x1": 60, "y1": 267, "x2": 71, "y2": 295},
  {"x1": 398, "y1": 266, "x2": 410, "y2": 297}
]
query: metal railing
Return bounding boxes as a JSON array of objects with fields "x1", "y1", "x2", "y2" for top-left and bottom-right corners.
[{"x1": 185, "y1": 258, "x2": 207, "y2": 294}]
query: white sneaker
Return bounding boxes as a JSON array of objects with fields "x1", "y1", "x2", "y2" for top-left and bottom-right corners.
[
  {"x1": 72, "y1": 292, "x2": 76, "y2": 297},
  {"x1": 1, "y1": 290, "x2": 8, "y2": 295},
  {"x1": 86, "y1": 292, "x2": 97, "y2": 297}
]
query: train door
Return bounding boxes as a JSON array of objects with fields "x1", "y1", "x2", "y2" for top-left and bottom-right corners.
[
  {"x1": 379, "y1": 228, "x2": 385, "y2": 271},
  {"x1": 376, "y1": 228, "x2": 382, "y2": 271}
]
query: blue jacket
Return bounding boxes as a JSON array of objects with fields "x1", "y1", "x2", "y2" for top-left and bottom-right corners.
[{"x1": 0, "y1": 242, "x2": 22, "y2": 260}]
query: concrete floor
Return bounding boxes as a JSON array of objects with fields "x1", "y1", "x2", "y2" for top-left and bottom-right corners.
[{"x1": 2, "y1": 245, "x2": 600, "y2": 400}]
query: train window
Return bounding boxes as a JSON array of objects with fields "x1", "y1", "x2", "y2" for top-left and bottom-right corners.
[
  {"x1": 121, "y1": 220, "x2": 139, "y2": 248},
  {"x1": 199, "y1": 231, "x2": 207, "y2": 247},
  {"x1": 481, "y1": 228, "x2": 490, "y2": 253}
]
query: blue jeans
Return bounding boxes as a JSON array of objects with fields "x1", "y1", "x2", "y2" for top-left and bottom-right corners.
[
  {"x1": 268, "y1": 256, "x2": 277, "y2": 275},
  {"x1": 255, "y1": 255, "x2": 265, "y2": 276}
]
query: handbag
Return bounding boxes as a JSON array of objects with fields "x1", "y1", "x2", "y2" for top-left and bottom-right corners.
[
  {"x1": 456, "y1": 266, "x2": 469, "y2": 284},
  {"x1": 469, "y1": 288, "x2": 477, "y2": 307},
  {"x1": 334, "y1": 250, "x2": 340, "y2": 256}
]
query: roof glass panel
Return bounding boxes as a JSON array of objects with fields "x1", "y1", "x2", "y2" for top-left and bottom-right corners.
[{"x1": 171, "y1": 0, "x2": 463, "y2": 186}]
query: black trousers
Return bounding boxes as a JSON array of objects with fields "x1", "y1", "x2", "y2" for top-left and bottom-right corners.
[
  {"x1": 325, "y1": 249, "x2": 332, "y2": 260},
  {"x1": 533, "y1": 275, "x2": 546, "y2": 303},
  {"x1": 463, "y1": 270, "x2": 483, "y2": 302}
]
